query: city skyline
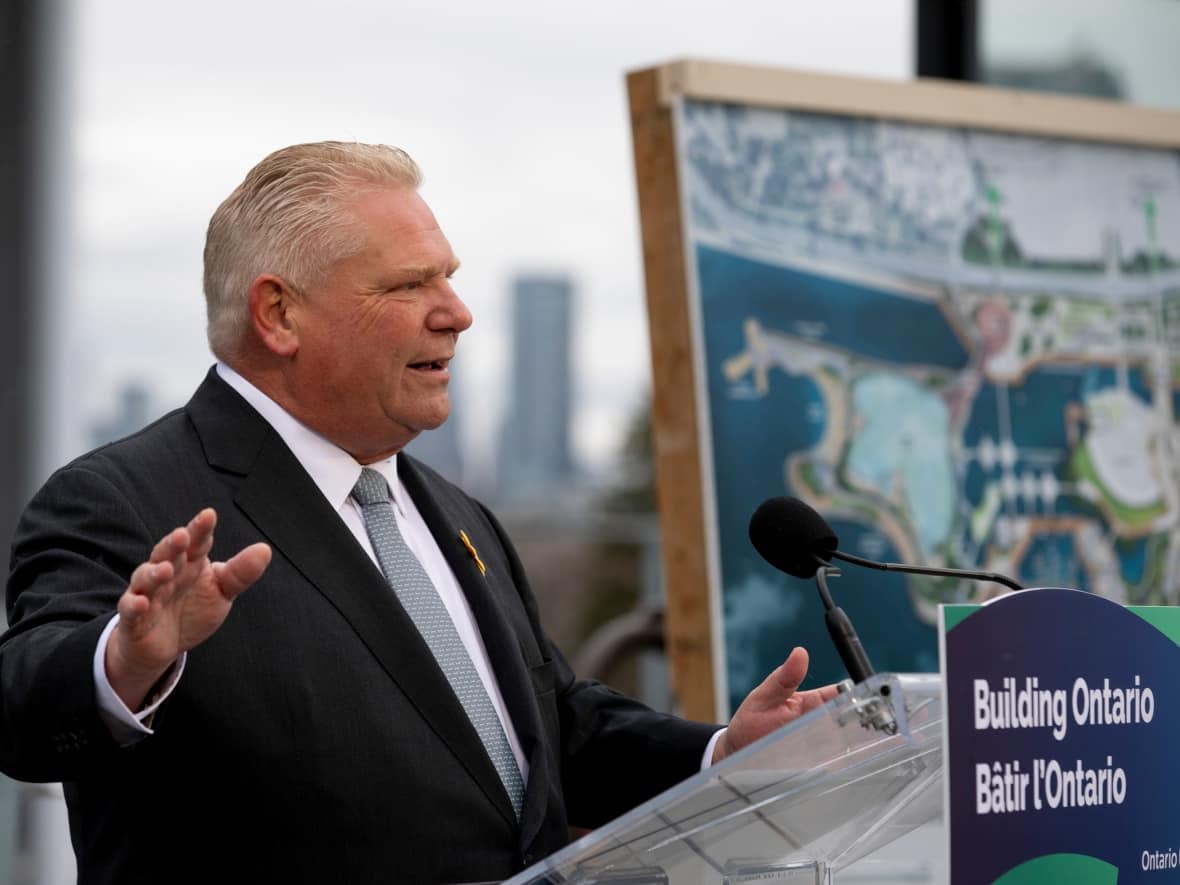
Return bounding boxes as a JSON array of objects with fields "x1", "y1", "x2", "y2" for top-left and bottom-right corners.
[{"x1": 39, "y1": 0, "x2": 913, "y2": 491}]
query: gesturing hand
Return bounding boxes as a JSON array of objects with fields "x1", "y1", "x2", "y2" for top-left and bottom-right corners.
[
  {"x1": 711, "y1": 647, "x2": 839, "y2": 764},
  {"x1": 104, "y1": 508, "x2": 271, "y2": 710}
]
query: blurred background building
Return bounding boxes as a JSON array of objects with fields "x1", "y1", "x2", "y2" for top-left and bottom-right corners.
[
  {"x1": 87, "y1": 381, "x2": 153, "y2": 448},
  {"x1": 496, "y1": 273, "x2": 576, "y2": 507},
  {"x1": 3, "y1": 0, "x2": 1179, "y2": 881}
]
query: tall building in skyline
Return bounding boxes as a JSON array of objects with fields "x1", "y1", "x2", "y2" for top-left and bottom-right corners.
[{"x1": 497, "y1": 274, "x2": 575, "y2": 506}]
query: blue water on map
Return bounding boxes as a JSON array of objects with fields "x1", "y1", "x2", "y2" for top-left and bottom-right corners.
[
  {"x1": 1120, "y1": 537, "x2": 1149, "y2": 586},
  {"x1": 963, "y1": 461, "x2": 987, "y2": 507},
  {"x1": 696, "y1": 245, "x2": 971, "y2": 369},
  {"x1": 962, "y1": 365, "x2": 1153, "y2": 516},
  {"x1": 955, "y1": 364, "x2": 1156, "y2": 583},
  {"x1": 964, "y1": 365, "x2": 1150, "y2": 453},
  {"x1": 1022, "y1": 534, "x2": 1084, "y2": 589}
]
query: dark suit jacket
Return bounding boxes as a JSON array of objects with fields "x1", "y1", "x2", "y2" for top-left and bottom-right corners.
[{"x1": 0, "y1": 369, "x2": 715, "y2": 884}]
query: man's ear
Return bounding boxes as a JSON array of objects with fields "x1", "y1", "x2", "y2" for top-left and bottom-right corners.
[{"x1": 248, "y1": 274, "x2": 300, "y2": 357}]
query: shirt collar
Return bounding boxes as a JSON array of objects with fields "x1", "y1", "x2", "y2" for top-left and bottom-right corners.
[{"x1": 216, "y1": 362, "x2": 405, "y2": 515}]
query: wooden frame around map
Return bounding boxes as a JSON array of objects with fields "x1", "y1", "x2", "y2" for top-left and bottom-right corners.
[{"x1": 627, "y1": 59, "x2": 1180, "y2": 722}]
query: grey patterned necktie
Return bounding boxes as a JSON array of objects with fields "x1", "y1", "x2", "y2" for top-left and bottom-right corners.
[{"x1": 351, "y1": 467, "x2": 525, "y2": 818}]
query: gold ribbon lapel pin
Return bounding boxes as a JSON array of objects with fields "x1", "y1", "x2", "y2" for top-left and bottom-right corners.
[{"x1": 459, "y1": 530, "x2": 486, "y2": 576}]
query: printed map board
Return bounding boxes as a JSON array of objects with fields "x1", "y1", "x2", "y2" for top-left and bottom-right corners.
[{"x1": 628, "y1": 61, "x2": 1180, "y2": 720}]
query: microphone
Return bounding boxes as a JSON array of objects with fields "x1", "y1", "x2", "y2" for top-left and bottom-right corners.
[
  {"x1": 748, "y1": 497, "x2": 875, "y2": 686},
  {"x1": 748, "y1": 496, "x2": 1023, "y2": 691},
  {"x1": 748, "y1": 496, "x2": 1023, "y2": 590}
]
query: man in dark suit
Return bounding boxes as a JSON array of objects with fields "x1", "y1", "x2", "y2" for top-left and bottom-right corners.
[{"x1": 0, "y1": 142, "x2": 834, "y2": 884}]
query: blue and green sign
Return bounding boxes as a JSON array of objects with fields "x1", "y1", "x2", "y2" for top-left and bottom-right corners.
[{"x1": 942, "y1": 589, "x2": 1180, "y2": 883}]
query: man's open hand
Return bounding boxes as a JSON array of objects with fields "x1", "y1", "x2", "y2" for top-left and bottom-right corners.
[
  {"x1": 712, "y1": 647, "x2": 839, "y2": 764},
  {"x1": 105, "y1": 508, "x2": 271, "y2": 710}
]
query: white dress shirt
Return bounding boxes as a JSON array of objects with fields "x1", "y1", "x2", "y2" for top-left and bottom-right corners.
[{"x1": 94, "y1": 363, "x2": 528, "y2": 780}]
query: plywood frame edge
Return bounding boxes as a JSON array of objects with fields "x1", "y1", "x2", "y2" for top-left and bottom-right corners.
[
  {"x1": 652, "y1": 58, "x2": 1180, "y2": 149},
  {"x1": 627, "y1": 68, "x2": 716, "y2": 722}
]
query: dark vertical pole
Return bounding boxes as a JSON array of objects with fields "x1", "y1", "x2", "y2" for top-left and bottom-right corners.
[
  {"x1": 0, "y1": 0, "x2": 43, "y2": 611},
  {"x1": 916, "y1": 0, "x2": 978, "y2": 81},
  {"x1": 0, "y1": 4, "x2": 49, "y2": 878}
]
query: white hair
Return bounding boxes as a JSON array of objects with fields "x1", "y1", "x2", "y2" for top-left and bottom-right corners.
[{"x1": 203, "y1": 141, "x2": 422, "y2": 359}]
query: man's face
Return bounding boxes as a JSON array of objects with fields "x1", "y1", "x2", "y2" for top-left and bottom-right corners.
[{"x1": 284, "y1": 185, "x2": 472, "y2": 463}]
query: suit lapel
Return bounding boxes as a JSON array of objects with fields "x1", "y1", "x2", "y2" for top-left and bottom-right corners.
[
  {"x1": 186, "y1": 371, "x2": 517, "y2": 828},
  {"x1": 399, "y1": 456, "x2": 553, "y2": 848}
]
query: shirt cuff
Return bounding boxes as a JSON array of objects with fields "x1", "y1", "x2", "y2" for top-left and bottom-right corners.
[
  {"x1": 93, "y1": 614, "x2": 186, "y2": 746},
  {"x1": 702, "y1": 727, "x2": 726, "y2": 769}
]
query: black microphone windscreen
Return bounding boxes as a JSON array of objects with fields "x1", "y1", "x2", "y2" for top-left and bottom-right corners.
[{"x1": 748, "y1": 497, "x2": 839, "y2": 579}]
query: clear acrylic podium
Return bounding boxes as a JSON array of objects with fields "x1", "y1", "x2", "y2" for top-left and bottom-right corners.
[{"x1": 506, "y1": 673, "x2": 945, "y2": 885}]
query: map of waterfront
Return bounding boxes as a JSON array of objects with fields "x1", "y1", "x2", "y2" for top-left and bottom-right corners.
[{"x1": 674, "y1": 99, "x2": 1180, "y2": 710}]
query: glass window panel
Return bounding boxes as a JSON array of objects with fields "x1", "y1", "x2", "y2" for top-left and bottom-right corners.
[{"x1": 979, "y1": 0, "x2": 1180, "y2": 110}]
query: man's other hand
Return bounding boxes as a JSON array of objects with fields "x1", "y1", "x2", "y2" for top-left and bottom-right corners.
[
  {"x1": 104, "y1": 508, "x2": 271, "y2": 710},
  {"x1": 711, "y1": 647, "x2": 839, "y2": 764}
]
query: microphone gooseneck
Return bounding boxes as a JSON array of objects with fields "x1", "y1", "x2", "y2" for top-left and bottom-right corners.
[
  {"x1": 747, "y1": 495, "x2": 1024, "y2": 692},
  {"x1": 827, "y1": 547, "x2": 1024, "y2": 591},
  {"x1": 816, "y1": 566, "x2": 875, "y2": 685},
  {"x1": 748, "y1": 495, "x2": 1024, "y2": 590}
]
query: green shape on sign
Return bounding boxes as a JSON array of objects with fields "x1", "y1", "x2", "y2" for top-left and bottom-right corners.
[
  {"x1": 941, "y1": 604, "x2": 979, "y2": 632},
  {"x1": 993, "y1": 852, "x2": 1117, "y2": 885},
  {"x1": 1130, "y1": 606, "x2": 1180, "y2": 647}
]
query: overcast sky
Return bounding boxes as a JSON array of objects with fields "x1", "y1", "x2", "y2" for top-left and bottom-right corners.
[{"x1": 39, "y1": 0, "x2": 913, "y2": 482}]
